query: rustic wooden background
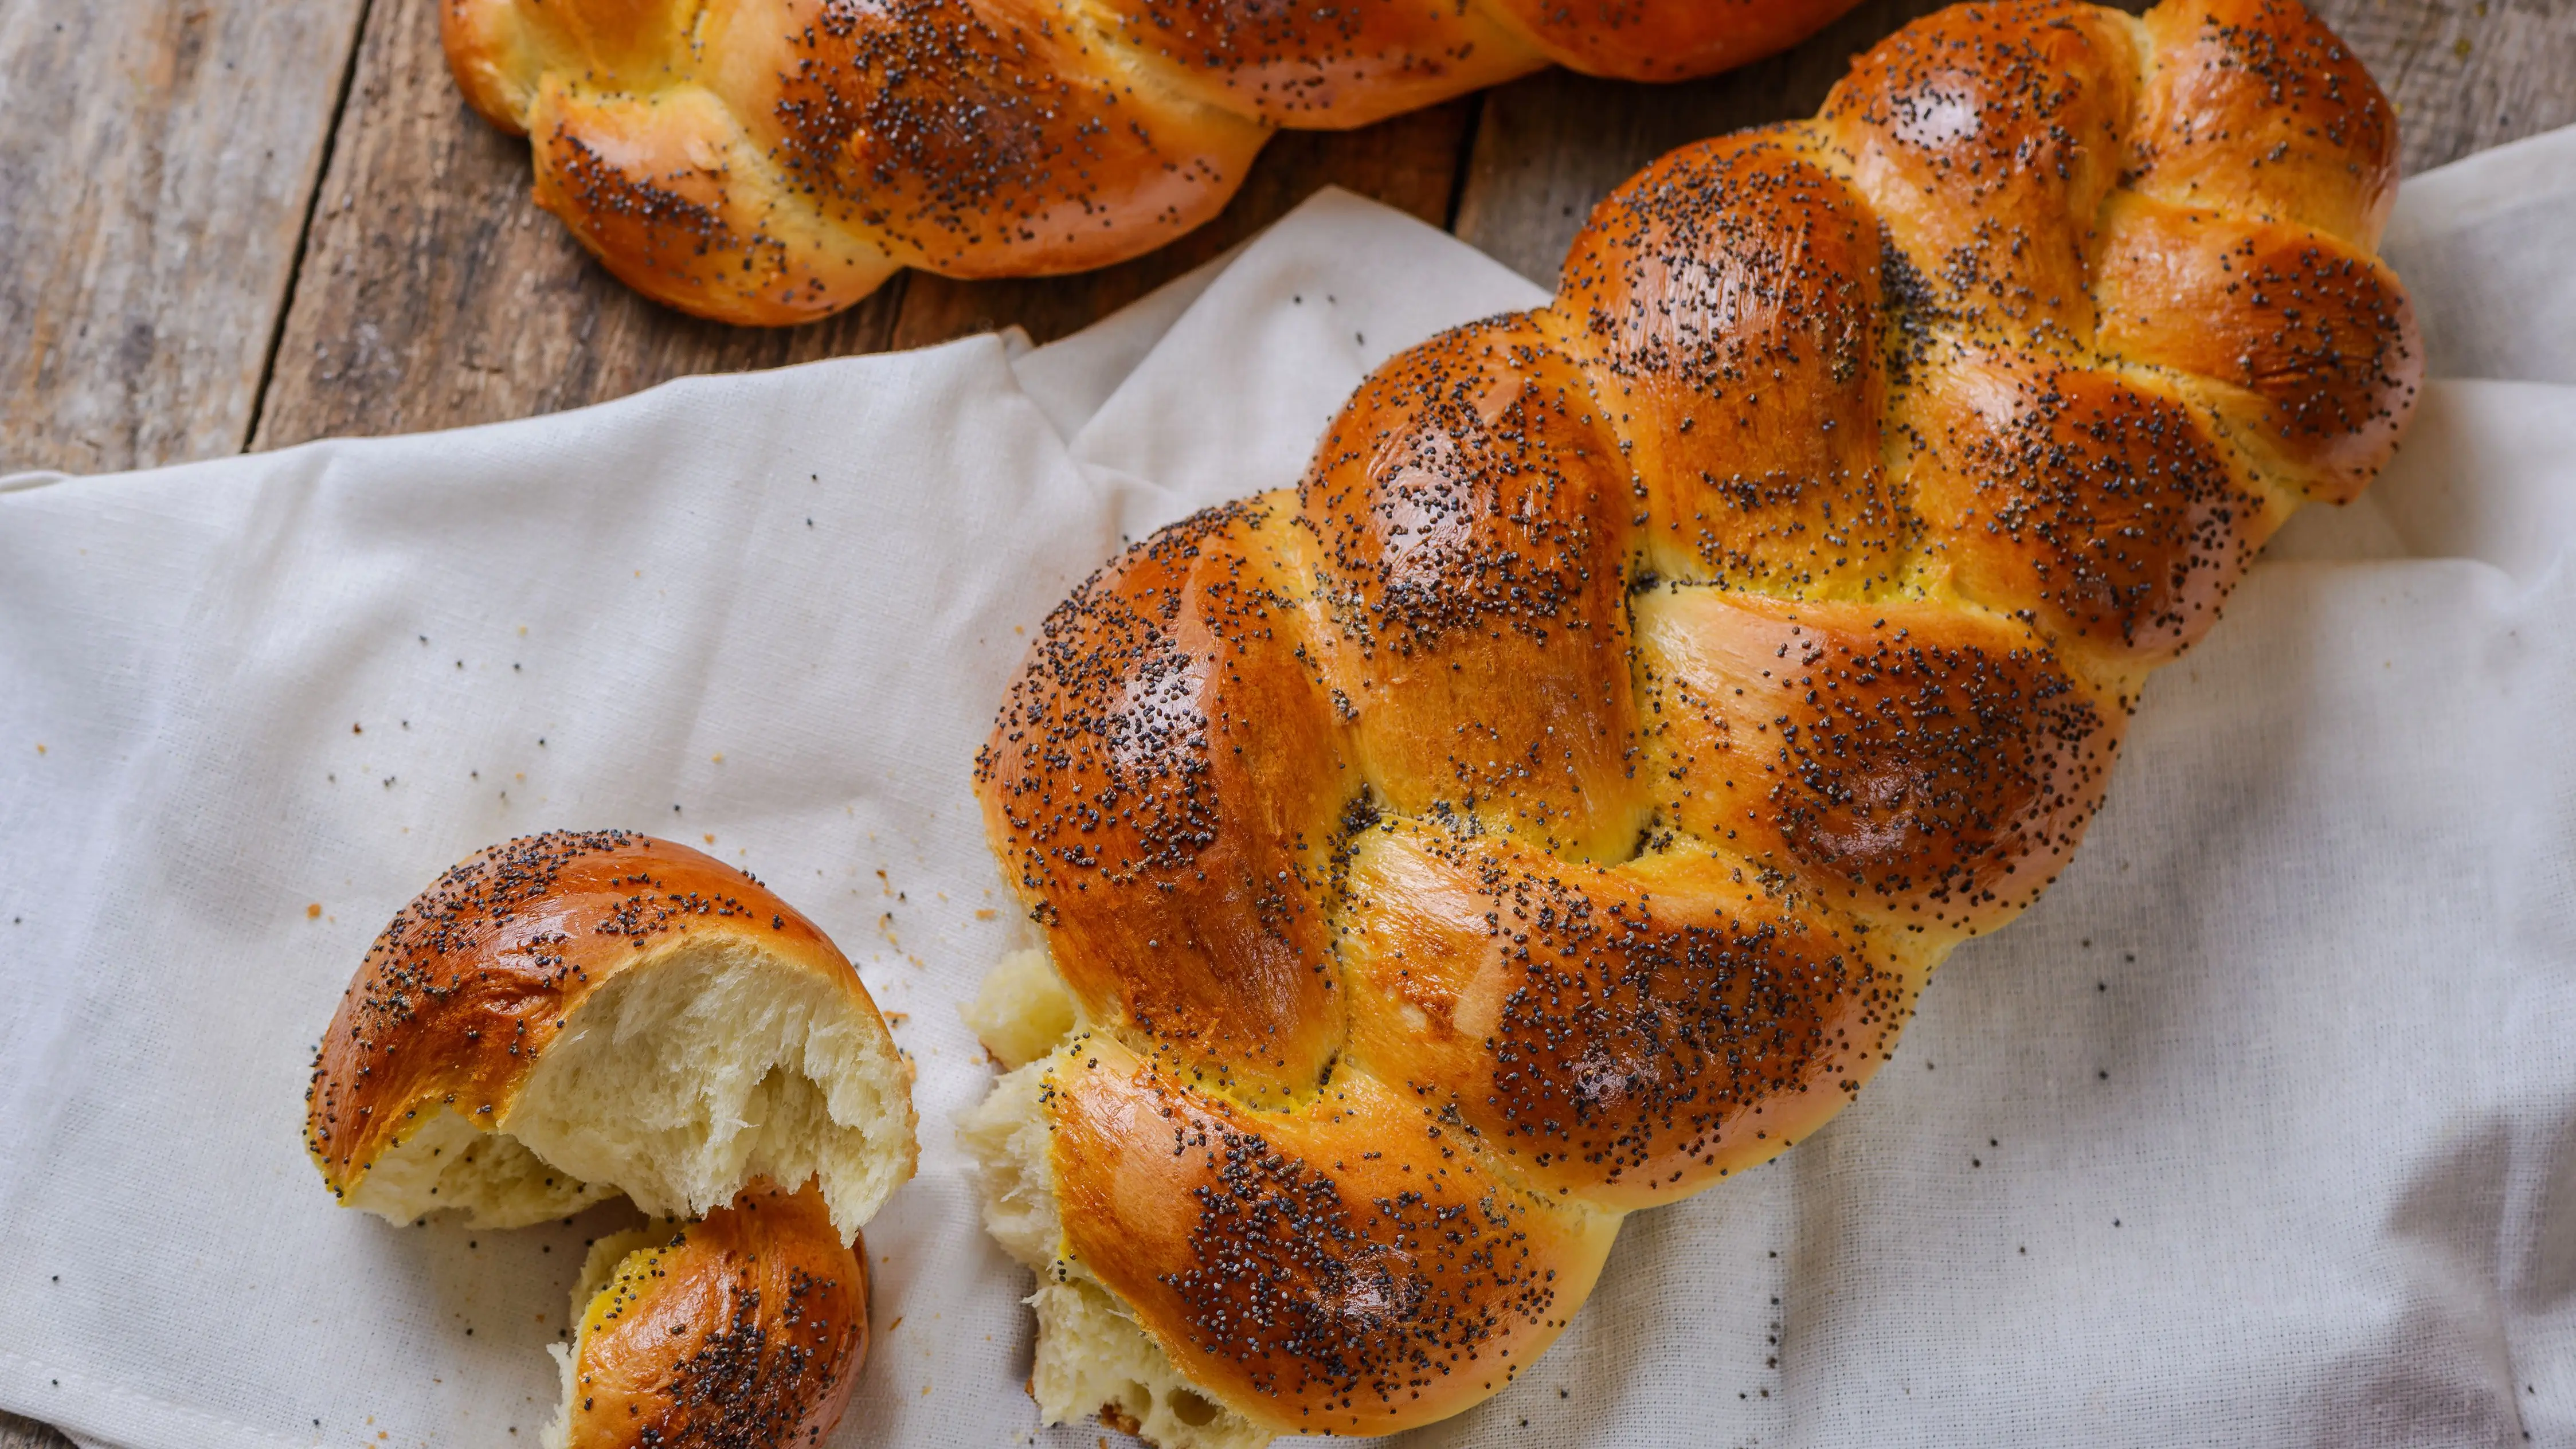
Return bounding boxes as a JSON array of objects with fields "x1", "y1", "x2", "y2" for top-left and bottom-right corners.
[
  {"x1": 5, "y1": 0, "x2": 2572, "y2": 479},
  {"x1": 1, "y1": 0, "x2": 2570, "y2": 1435}
]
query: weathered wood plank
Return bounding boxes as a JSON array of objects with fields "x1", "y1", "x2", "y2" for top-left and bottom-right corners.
[
  {"x1": 1453, "y1": 0, "x2": 2576, "y2": 287},
  {"x1": 250, "y1": 0, "x2": 907, "y2": 451},
  {"x1": 2317, "y1": 0, "x2": 2576, "y2": 175},
  {"x1": 253, "y1": 0, "x2": 1475, "y2": 447},
  {"x1": 1453, "y1": 0, "x2": 1962, "y2": 285},
  {"x1": 0, "y1": 1408, "x2": 71, "y2": 1449},
  {"x1": 0, "y1": 0, "x2": 369, "y2": 474}
]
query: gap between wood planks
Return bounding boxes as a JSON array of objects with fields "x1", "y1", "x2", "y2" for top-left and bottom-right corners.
[
  {"x1": 1443, "y1": 89, "x2": 1490, "y2": 237},
  {"x1": 242, "y1": 0, "x2": 379, "y2": 456},
  {"x1": 0, "y1": 0, "x2": 374, "y2": 475},
  {"x1": 241, "y1": 0, "x2": 1490, "y2": 451},
  {"x1": 7, "y1": 0, "x2": 2567, "y2": 473},
  {"x1": 244, "y1": 0, "x2": 2573, "y2": 455}
]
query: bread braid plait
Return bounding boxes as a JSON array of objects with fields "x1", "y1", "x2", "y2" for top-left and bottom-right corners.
[
  {"x1": 440, "y1": 0, "x2": 1865, "y2": 326},
  {"x1": 960, "y1": 0, "x2": 2418, "y2": 1443}
]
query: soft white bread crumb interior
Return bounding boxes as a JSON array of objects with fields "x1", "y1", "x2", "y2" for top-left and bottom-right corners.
[
  {"x1": 353, "y1": 935, "x2": 916, "y2": 1240},
  {"x1": 540, "y1": 1225, "x2": 670, "y2": 1449},
  {"x1": 960, "y1": 946, "x2": 1077, "y2": 1071},
  {"x1": 1028, "y1": 1278, "x2": 1264, "y2": 1449},
  {"x1": 958, "y1": 1059, "x2": 1063, "y2": 1267},
  {"x1": 508, "y1": 937, "x2": 913, "y2": 1240},
  {"x1": 959, "y1": 965, "x2": 1273, "y2": 1449},
  {"x1": 345, "y1": 1106, "x2": 614, "y2": 1227},
  {"x1": 542, "y1": 1341, "x2": 578, "y2": 1449}
]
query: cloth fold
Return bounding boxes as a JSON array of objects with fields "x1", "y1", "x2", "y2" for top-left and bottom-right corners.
[{"x1": 2, "y1": 132, "x2": 2573, "y2": 1449}]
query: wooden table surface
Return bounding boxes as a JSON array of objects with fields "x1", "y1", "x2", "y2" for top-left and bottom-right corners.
[
  {"x1": 6, "y1": 0, "x2": 2572, "y2": 479},
  {"x1": 1, "y1": 0, "x2": 2570, "y2": 1439}
]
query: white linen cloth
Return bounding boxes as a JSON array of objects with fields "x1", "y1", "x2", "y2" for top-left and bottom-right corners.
[{"x1": 3, "y1": 124, "x2": 2573, "y2": 1449}]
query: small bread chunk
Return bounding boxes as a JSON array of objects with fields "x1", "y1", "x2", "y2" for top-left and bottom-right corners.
[
  {"x1": 960, "y1": 1045, "x2": 1270, "y2": 1449},
  {"x1": 958, "y1": 946, "x2": 1076, "y2": 1072},
  {"x1": 543, "y1": 1180, "x2": 867, "y2": 1449},
  {"x1": 306, "y1": 830, "x2": 917, "y2": 1240}
]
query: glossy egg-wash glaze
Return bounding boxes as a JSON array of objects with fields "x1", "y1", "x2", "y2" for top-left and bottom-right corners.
[
  {"x1": 563, "y1": 1181, "x2": 869, "y2": 1449},
  {"x1": 304, "y1": 830, "x2": 883, "y2": 1200},
  {"x1": 977, "y1": 0, "x2": 2419, "y2": 1439},
  {"x1": 439, "y1": 0, "x2": 1870, "y2": 323}
]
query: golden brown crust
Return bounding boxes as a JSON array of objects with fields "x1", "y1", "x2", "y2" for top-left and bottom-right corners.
[
  {"x1": 1555, "y1": 130, "x2": 1898, "y2": 594},
  {"x1": 2131, "y1": 0, "x2": 2399, "y2": 249},
  {"x1": 973, "y1": 0, "x2": 2421, "y2": 1439},
  {"x1": 2093, "y1": 195, "x2": 2418, "y2": 504},
  {"x1": 1050, "y1": 0, "x2": 1547, "y2": 128},
  {"x1": 303, "y1": 830, "x2": 875, "y2": 1200},
  {"x1": 440, "y1": 0, "x2": 1861, "y2": 323},
  {"x1": 1821, "y1": 0, "x2": 2138, "y2": 344},
  {"x1": 1634, "y1": 592, "x2": 2123, "y2": 938},
  {"x1": 528, "y1": 81, "x2": 905, "y2": 327},
  {"x1": 1484, "y1": 0, "x2": 1870, "y2": 80},
  {"x1": 565, "y1": 1180, "x2": 868, "y2": 1449},
  {"x1": 975, "y1": 502, "x2": 1348, "y2": 1098},
  {"x1": 440, "y1": 0, "x2": 537, "y2": 131},
  {"x1": 1047, "y1": 1035, "x2": 1619, "y2": 1438},
  {"x1": 1299, "y1": 316, "x2": 1643, "y2": 861},
  {"x1": 1338, "y1": 827, "x2": 1905, "y2": 1208},
  {"x1": 710, "y1": 0, "x2": 1271, "y2": 280},
  {"x1": 1905, "y1": 356, "x2": 2270, "y2": 660}
]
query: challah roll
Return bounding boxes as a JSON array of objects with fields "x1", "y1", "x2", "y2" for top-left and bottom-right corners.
[
  {"x1": 545, "y1": 1180, "x2": 868, "y2": 1449},
  {"x1": 961, "y1": 0, "x2": 2420, "y2": 1443},
  {"x1": 439, "y1": 0, "x2": 1865, "y2": 325},
  {"x1": 305, "y1": 829, "x2": 918, "y2": 1240}
]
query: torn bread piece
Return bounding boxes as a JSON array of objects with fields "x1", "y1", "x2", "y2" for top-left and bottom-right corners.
[
  {"x1": 543, "y1": 1179, "x2": 867, "y2": 1449},
  {"x1": 958, "y1": 953, "x2": 1277, "y2": 1449},
  {"x1": 306, "y1": 829, "x2": 918, "y2": 1240}
]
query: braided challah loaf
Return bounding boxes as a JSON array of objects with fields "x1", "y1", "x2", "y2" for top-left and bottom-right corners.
[
  {"x1": 961, "y1": 0, "x2": 2417, "y2": 1443},
  {"x1": 441, "y1": 0, "x2": 1862, "y2": 325}
]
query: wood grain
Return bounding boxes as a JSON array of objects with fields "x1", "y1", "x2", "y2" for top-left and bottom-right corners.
[
  {"x1": 251, "y1": 0, "x2": 1476, "y2": 448},
  {"x1": 249, "y1": 0, "x2": 906, "y2": 451},
  {"x1": 1454, "y1": 0, "x2": 2576, "y2": 287},
  {"x1": 28, "y1": 0, "x2": 2571, "y2": 465},
  {"x1": 0, "y1": 1409, "x2": 71, "y2": 1449},
  {"x1": 2320, "y1": 0, "x2": 2576, "y2": 174},
  {"x1": 0, "y1": 0, "x2": 366, "y2": 474}
]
